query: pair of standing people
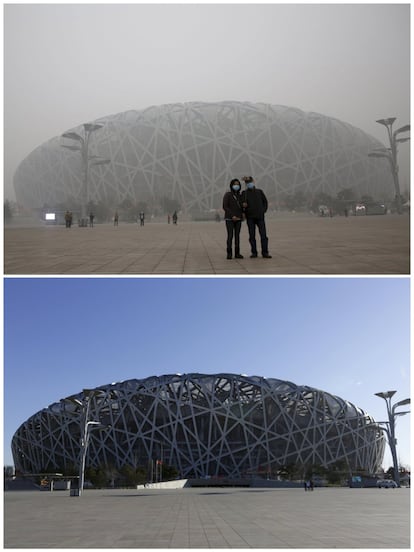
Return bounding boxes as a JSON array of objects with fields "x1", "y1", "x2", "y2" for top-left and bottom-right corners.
[{"x1": 222, "y1": 176, "x2": 272, "y2": 260}]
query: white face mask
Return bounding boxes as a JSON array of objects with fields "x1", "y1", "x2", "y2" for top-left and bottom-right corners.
[{"x1": 231, "y1": 184, "x2": 241, "y2": 191}]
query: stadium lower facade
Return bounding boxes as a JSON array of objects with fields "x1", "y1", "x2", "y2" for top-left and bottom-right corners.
[
  {"x1": 12, "y1": 374, "x2": 385, "y2": 477},
  {"x1": 13, "y1": 101, "x2": 392, "y2": 214}
]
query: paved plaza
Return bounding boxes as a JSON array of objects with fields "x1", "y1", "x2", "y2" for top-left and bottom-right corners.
[
  {"x1": 4, "y1": 487, "x2": 410, "y2": 548},
  {"x1": 4, "y1": 213, "x2": 410, "y2": 275}
]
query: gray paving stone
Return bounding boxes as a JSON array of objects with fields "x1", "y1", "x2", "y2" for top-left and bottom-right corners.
[
  {"x1": 4, "y1": 487, "x2": 410, "y2": 548},
  {"x1": 4, "y1": 214, "x2": 409, "y2": 275}
]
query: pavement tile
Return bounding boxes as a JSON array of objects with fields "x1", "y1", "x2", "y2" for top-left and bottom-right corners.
[
  {"x1": 8, "y1": 486, "x2": 407, "y2": 549},
  {"x1": 4, "y1": 214, "x2": 409, "y2": 275}
]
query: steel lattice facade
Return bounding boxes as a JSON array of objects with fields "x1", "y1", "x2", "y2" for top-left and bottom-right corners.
[
  {"x1": 12, "y1": 373, "x2": 385, "y2": 477},
  {"x1": 13, "y1": 101, "x2": 392, "y2": 213}
]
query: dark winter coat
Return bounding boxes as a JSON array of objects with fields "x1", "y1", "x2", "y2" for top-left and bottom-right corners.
[
  {"x1": 241, "y1": 187, "x2": 268, "y2": 219},
  {"x1": 223, "y1": 189, "x2": 243, "y2": 220}
]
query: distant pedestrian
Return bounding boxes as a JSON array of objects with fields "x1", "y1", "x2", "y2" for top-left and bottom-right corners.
[
  {"x1": 114, "y1": 211, "x2": 119, "y2": 226},
  {"x1": 309, "y1": 479, "x2": 314, "y2": 491},
  {"x1": 168, "y1": 214, "x2": 171, "y2": 224},
  {"x1": 64, "y1": 210, "x2": 71, "y2": 228},
  {"x1": 241, "y1": 176, "x2": 272, "y2": 258},
  {"x1": 139, "y1": 212, "x2": 145, "y2": 226},
  {"x1": 89, "y1": 212, "x2": 95, "y2": 227},
  {"x1": 304, "y1": 480, "x2": 308, "y2": 491},
  {"x1": 344, "y1": 208, "x2": 348, "y2": 217},
  {"x1": 172, "y1": 211, "x2": 178, "y2": 225}
]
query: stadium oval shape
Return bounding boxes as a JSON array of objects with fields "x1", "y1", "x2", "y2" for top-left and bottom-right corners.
[
  {"x1": 14, "y1": 101, "x2": 391, "y2": 214},
  {"x1": 12, "y1": 373, "x2": 385, "y2": 477}
]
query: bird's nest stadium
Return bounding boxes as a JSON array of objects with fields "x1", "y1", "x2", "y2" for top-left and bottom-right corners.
[
  {"x1": 11, "y1": 373, "x2": 385, "y2": 477},
  {"x1": 13, "y1": 101, "x2": 392, "y2": 214}
]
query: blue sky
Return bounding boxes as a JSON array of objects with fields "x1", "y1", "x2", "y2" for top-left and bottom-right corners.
[{"x1": 4, "y1": 277, "x2": 410, "y2": 469}]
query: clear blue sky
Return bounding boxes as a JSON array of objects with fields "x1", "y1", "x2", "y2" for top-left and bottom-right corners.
[{"x1": 4, "y1": 277, "x2": 410, "y2": 470}]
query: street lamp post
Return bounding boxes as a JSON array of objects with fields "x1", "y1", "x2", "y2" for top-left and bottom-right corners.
[
  {"x1": 374, "y1": 390, "x2": 410, "y2": 486},
  {"x1": 368, "y1": 118, "x2": 410, "y2": 215},
  {"x1": 61, "y1": 123, "x2": 109, "y2": 224},
  {"x1": 78, "y1": 420, "x2": 102, "y2": 494},
  {"x1": 62, "y1": 388, "x2": 109, "y2": 496}
]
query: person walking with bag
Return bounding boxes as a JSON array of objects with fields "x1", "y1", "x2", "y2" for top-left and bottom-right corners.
[
  {"x1": 241, "y1": 176, "x2": 272, "y2": 258},
  {"x1": 222, "y1": 178, "x2": 244, "y2": 260}
]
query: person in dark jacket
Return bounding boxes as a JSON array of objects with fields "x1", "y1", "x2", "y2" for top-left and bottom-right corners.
[
  {"x1": 222, "y1": 178, "x2": 244, "y2": 259},
  {"x1": 241, "y1": 176, "x2": 272, "y2": 258}
]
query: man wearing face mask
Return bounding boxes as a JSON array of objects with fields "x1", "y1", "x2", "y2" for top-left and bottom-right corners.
[
  {"x1": 222, "y1": 178, "x2": 244, "y2": 259},
  {"x1": 241, "y1": 176, "x2": 272, "y2": 258}
]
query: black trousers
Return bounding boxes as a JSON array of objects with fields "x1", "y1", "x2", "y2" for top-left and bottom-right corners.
[
  {"x1": 225, "y1": 220, "x2": 242, "y2": 253},
  {"x1": 246, "y1": 217, "x2": 269, "y2": 255}
]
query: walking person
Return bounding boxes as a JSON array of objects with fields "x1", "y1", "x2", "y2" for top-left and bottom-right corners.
[
  {"x1": 114, "y1": 211, "x2": 119, "y2": 226},
  {"x1": 172, "y1": 211, "x2": 178, "y2": 225},
  {"x1": 241, "y1": 176, "x2": 272, "y2": 258},
  {"x1": 89, "y1": 212, "x2": 95, "y2": 227},
  {"x1": 64, "y1": 210, "x2": 71, "y2": 228},
  {"x1": 139, "y1": 211, "x2": 145, "y2": 226},
  {"x1": 222, "y1": 178, "x2": 244, "y2": 259}
]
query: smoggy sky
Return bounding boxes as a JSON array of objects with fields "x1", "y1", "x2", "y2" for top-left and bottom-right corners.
[
  {"x1": 4, "y1": 277, "x2": 410, "y2": 470},
  {"x1": 4, "y1": 2, "x2": 410, "y2": 201}
]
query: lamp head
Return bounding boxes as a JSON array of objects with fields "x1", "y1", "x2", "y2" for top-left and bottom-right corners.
[
  {"x1": 83, "y1": 123, "x2": 104, "y2": 133},
  {"x1": 376, "y1": 118, "x2": 397, "y2": 127},
  {"x1": 375, "y1": 390, "x2": 397, "y2": 400},
  {"x1": 394, "y1": 398, "x2": 411, "y2": 408},
  {"x1": 62, "y1": 131, "x2": 83, "y2": 141},
  {"x1": 394, "y1": 124, "x2": 410, "y2": 135}
]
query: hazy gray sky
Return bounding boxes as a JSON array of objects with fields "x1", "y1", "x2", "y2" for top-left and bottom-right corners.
[{"x1": 4, "y1": 3, "x2": 410, "y2": 200}]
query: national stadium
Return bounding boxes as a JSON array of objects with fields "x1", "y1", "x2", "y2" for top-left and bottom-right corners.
[
  {"x1": 11, "y1": 373, "x2": 385, "y2": 478},
  {"x1": 13, "y1": 101, "x2": 392, "y2": 215}
]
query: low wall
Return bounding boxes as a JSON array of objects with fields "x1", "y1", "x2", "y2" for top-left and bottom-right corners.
[
  {"x1": 137, "y1": 478, "x2": 304, "y2": 489},
  {"x1": 137, "y1": 479, "x2": 189, "y2": 490}
]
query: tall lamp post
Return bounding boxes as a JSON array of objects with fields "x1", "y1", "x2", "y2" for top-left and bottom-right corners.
[
  {"x1": 374, "y1": 390, "x2": 410, "y2": 487},
  {"x1": 368, "y1": 118, "x2": 410, "y2": 215},
  {"x1": 61, "y1": 123, "x2": 110, "y2": 225},
  {"x1": 62, "y1": 388, "x2": 109, "y2": 496}
]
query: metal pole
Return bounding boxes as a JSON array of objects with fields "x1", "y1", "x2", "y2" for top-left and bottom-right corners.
[
  {"x1": 375, "y1": 392, "x2": 401, "y2": 487},
  {"x1": 385, "y1": 122, "x2": 402, "y2": 215},
  {"x1": 78, "y1": 397, "x2": 91, "y2": 496},
  {"x1": 374, "y1": 119, "x2": 407, "y2": 215},
  {"x1": 83, "y1": 129, "x2": 94, "y2": 221},
  {"x1": 384, "y1": 397, "x2": 400, "y2": 487},
  {"x1": 81, "y1": 139, "x2": 88, "y2": 222},
  {"x1": 61, "y1": 123, "x2": 107, "y2": 224}
]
